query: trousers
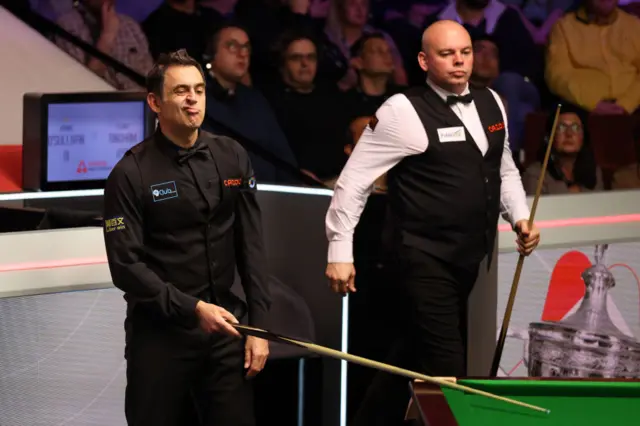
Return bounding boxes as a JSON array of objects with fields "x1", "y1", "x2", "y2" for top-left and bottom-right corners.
[
  {"x1": 124, "y1": 314, "x2": 254, "y2": 426},
  {"x1": 350, "y1": 246, "x2": 480, "y2": 426}
]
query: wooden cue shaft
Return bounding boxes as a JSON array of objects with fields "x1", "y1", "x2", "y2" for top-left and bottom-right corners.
[
  {"x1": 279, "y1": 337, "x2": 550, "y2": 414},
  {"x1": 489, "y1": 104, "x2": 563, "y2": 377}
]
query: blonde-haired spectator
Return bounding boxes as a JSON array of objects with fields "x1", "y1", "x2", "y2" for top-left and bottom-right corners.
[{"x1": 324, "y1": 0, "x2": 407, "y2": 91}]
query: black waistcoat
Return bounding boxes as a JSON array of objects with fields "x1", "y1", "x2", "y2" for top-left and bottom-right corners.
[{"x1": 386, "y1": 84, "x2": 506, "y2": 269}]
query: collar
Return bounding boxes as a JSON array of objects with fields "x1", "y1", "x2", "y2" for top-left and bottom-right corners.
[
  {"x1": 426, "y1": 78, "x2": 471, "y2": 102},
  {"x1": 155, "y1": 127, "x2": 205, "y2": 159},
  {"x1": 438, "y1": 0, "x2": 507, "y2": 34},
  {"x1": 575, "y1": 6, "x2": 619, "y2": 26}
]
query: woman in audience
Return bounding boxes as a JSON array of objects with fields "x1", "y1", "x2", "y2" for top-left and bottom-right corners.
[
  {"x1": 523, "y1": 107, "x2": 604, "y2": 194},
  {"x1": 324, "y1": 0, "x2": 406, "y2": 90}
]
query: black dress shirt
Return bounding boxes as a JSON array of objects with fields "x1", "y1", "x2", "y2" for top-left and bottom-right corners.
[{"x1": 103, "y1": 129, "x2": 271, "y2": 330}]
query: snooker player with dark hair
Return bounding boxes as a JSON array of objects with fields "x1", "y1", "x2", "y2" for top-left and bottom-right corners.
[
  {"x1": 325, "y1": 20, "x2": 540, "y2": 426},
  {"x1": 103, "y1": 49, "x2": 270, "y2": 426}
]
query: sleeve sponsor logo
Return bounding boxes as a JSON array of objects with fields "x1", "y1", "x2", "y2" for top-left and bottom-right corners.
[{"x1": 105, "y1": 216, "x2": 126, "y2": 233}]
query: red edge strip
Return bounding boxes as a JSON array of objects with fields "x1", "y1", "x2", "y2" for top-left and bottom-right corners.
[
  {"x1": 1, "y1": 214, "x2": 639, "y2": 273},
  {"x1": 497, "y1": 213, "x2": 640, "y2": 232},
  {"x1": 0, "y1": 256, "x2": 108, "y2": 273}
]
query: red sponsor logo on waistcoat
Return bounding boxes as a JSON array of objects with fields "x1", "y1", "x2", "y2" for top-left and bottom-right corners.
[{"x1": 488, "y1": 122, "x2": 505, "y2": 133}]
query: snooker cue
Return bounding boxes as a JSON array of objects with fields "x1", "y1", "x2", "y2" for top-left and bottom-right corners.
[
  {"x1": 233, "y1": 324, "x2": 550, "y2": 414},
  {"x1": 489, "y1": 104, "x2": 563, "y2": 377}
]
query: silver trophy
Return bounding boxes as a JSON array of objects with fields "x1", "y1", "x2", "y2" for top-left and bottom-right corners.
[{"x1": 523, "y1": 244, "x2": 640, "y2": 378}]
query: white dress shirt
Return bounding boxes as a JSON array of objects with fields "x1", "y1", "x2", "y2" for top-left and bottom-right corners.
[{"x1": 326, "y1": 80, "x2": 530, "y2": 263}]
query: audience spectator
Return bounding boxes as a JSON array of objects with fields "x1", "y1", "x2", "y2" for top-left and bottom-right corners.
[
  {"x1": 29, "y1": 0, "x2": 72, "y2": 20},
  {"x1": 506, "y1": 2, "x2": 569, "y2": 45},
  {"x1": 200, "y1": 0, "x2": 238, "y2": 17},
  {"x1": 611, "y1": 163, "x2": 640, "y2": 188},
  {"x1": 470, "y1": 34, "x2": 500, "y2": 88},
  {"x1": 55, "y1": 0, "x2": 153, "y2": 90},
  {"x1": 234, "y1": 0, "x2": 344, "y2": 87},
  {"x1": 261, "y1": 30, "x2": 348, "y2": 183},
  {"x1": 424, "y1": 0, "x2": 539, "y2": 81},
  {"x1": 342, "y1": 33, "x2": 404, "y2": 121},
  {"x1": 523, "y1": 107, "x2": 604, "y2": 194},
  {"x1": 201, "y1": 23, "x2": 300, "y2": 184},
  {"x1": 622, "y1": 0, "x2": 640, "y2": 17},
  {"x1": 470, "y1": 34, "x2": 540, "y2": 153},
  {"x1": 545, "y1": 0, "x2": 640, "y2": 117},
  {"x1": 324, "y1": 0, "x2": 407, "y2": 90},
  {"x1": 142, "y1": 0, "x2": 226, "y2": 64},
  {"x1": 379, "y1": 0, "x2": 444, "y2": 86},
  {"x1": 497, "y1": 0, "x2": 575, "y2": 45}
]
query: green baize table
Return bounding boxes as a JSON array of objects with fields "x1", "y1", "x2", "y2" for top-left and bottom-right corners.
[{"x1": 407, "y1": 377, "x2": 640, "y2": 426}]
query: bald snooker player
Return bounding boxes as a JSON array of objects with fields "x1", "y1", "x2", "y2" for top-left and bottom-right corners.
[{"x1": 325, "y1": 21, "x2": 541, "y2": 426}]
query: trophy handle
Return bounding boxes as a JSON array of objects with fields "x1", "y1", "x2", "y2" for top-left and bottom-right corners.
[
  {"x1": 498, "y1": 326, "x2": 530, "y2": 371},
  {"x1": 523, "y1": 336, "x2": 530, "y2": 368}
]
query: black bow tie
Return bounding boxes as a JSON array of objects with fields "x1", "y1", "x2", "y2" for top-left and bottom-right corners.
[
  {"x1": 176, "y1": 142, "x2": 209, "y2": 164},
  {"x1": 446, "y1": 93, "x2": 473, "y2": 105}
]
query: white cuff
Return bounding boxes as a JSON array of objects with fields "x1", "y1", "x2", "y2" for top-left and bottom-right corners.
[
  {"x1": 511, "y1": 204, "x2": 531, "y2": 228},
  {"x1": 328, "y1": 240, "x2": 354, "y2": 263}
]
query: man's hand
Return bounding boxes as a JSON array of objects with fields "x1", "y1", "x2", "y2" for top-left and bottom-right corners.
[
  {"x1": 101, "y1": 0, "x2": 120, "y2": 37},
  {"x1": 244, "y1": 336, "x2": 269, "y2": 378},
  {"x1": 326, "y1": 262, "x2": 356, "y2": 296},
  {"x1": 195, "y1": 301, "x2": 241, "y2": 337},
  {"x1": 514, "y1": 220, "x2": 540, "y2": 256}
]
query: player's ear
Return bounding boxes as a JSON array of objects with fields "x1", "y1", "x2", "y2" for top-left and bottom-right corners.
[
  {"x1": 146, "y1": 92, "x2": 161, "y2": 114},
  {"x1": 417, "y1": 51, "x2": 428, "y2": 73}
]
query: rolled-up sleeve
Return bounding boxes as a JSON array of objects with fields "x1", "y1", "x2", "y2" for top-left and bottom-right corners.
[
  {"x1": 489, "y1": 89, "x2": 531, "y2": 227},
  {"x1": 326, "y1": 94, "x2": 427, "y2": 263}
]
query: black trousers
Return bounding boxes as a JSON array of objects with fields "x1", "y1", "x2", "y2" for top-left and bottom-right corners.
[
  {"x1": 124, "y1": 315, "x2": 254, "y2": 426},
  {"x1": 350, "y1": 246, "x2": 480, "y2": 426}
]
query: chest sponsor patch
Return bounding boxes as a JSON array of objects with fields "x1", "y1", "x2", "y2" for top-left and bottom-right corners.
[
  {"x1": 151, "y1": 181, "x2": 179, "y2": 202},
  {"x1": 224, "y1": 178, "x2": 242, "y2": 187},
  {"x1": 488, "y1": 122, "x2": 505, "y2": 133},
  {"x1": 437, "y1": 126, "x2": 465, "y2": 143}
]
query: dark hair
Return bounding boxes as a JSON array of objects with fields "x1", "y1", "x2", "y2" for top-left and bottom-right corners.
[
  {"x1": 471, "y1": 33, "x2": 499, "y2": 47},
  {"x1": 271, "y1": 29, "x2": 318, "y2": 66},
  {"x1": 204, "y1": 21, "x2": 250, "y2": 61},
  {"x1": 146, "y1": 49, "x2": 205, "y2": 97},
  {"x1": 537, "y1": 105, "x2": 598, "y2": 189},
  {"x1": 350, "y1": 32, "x2": 387, "y2": 58}
]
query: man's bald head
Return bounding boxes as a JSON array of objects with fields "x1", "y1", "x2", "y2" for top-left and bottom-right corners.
[
  {"x1": 417, "y1": 20, "x2": 473, "y2": 94},
  {"x1": 421, "y1": 20, "x2": 470, "y2": 53}
]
